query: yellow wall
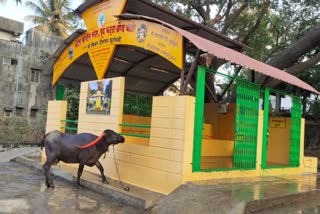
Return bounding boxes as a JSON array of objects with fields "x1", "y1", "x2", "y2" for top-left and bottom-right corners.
[
  {"x1": 44, "y1": 87, "x2": 317, "y2": 195},
  {"x1": 256, "y1": 111, "x2": 264, "y2": 170},
  {"x1": 42, "y1": 100, "x2": 67, "y2": 163},
  {"x1": 45, "y1": 101, "x2": 67, "y2": 134},
  {"x1": 266, "y1": 117, "x2": 291, "y2": 166},
  {"x1": 201, "y1": 103, "x2": 236, "y2": 169},
  {"x1": 303, "y1": 156, "x2": 318, "y2": 173},
  {"x1": 96, "y1": 96, "x2": 194, "y2": 194},
  {"x1": 65, "y1": 80, "x2": 193, "y2": 194},
  {"x1": 300, "y1": 118, "x2": 305, "y2": 167},
  {"x1": 182, "y1": 111, "x2": 317, "y2": 182},
  {"x1": 203, "y1": 103, "x2": 235, "y2": 140},
  {"x1": 121, "y1": 115, "x2": 151, "y2": 145},
  {"x1": 77, "y1": 77, "x2": 125, "y2": 135},
  {"x1": 201, "y1": 139, "x2": 234, "y2": 169}
]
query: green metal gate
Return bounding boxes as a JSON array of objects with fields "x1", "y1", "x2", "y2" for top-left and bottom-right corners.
[
  {"x1": 289, "y1": 96, "x2": 302, "y2": 166},
  {"x1": 261, "y1": 88, "x2": 302, "y2": 168},
  {"x1": 234, "y1": 80, "x2": 260, "y2": 169},
  {"x1": 192, "y1": 66, "x2": 260, "y2": 172}
]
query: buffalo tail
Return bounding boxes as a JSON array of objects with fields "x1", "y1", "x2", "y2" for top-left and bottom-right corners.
[{"x1": 41, "y1": 132, "x2": 50, "y2": 150}]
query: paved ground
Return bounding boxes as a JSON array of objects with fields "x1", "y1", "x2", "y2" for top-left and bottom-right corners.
[
  {"x1": 152, "y1": 183, "x2": 246, "y2": 214},
  {"x1": 2, "y1": 147, "x2": 320, "y2": 214},
  {"x1": 259, "y1": 200, "x2": 320, "y2": 213},
  {"x1": 3, "y1": 160, "x2": 320, "y2": 214},
  {"x1": 0, "y1": 162, "x2": 146, "y2": 214},
  {"x1": 0, "y1": 147, "x2": 40, "y2": 162},
  {"x1": 153, "y1": 174, "x2": 320, "y2": 214}
]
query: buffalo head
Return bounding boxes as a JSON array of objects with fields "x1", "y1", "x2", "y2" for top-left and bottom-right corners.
[{"x1": 103, "y1": 129, "x2": 125, "y2": 145}]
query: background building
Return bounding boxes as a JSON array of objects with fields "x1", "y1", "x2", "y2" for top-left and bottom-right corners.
[{"x1": 0, "y1": 16, "x2": 63, "y2": 120}]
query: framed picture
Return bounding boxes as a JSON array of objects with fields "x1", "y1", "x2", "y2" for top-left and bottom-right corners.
[{"x1": 86, "y1": 80, "x2": 112, "y2": 115}]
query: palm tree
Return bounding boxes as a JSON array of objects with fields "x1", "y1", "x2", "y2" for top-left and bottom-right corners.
[
  {"x1": 24, "y1": 0, "x2": 75, "y2": 38},
  {"x1": 0, "y1": 0, "x2": 21, "y2": 4}
]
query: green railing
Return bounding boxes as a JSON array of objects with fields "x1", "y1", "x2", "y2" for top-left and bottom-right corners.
[
  {"x1": 119, "y1": 123, "x2": 151, "y2": 128},
  {"x1": 61, "y1": 120, "x2": 78, "y2": 133},
  {"x1": 119, "y1": 123, "x2": 151, "y2": 138}
]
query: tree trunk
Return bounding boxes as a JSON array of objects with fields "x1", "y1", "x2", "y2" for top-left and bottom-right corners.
[
  {"x1": 256, "y1": 23, "x2": 320, "y2": 86},
  {"x1": 268, "y1": 23, "x2": 320, "y2": 69}
]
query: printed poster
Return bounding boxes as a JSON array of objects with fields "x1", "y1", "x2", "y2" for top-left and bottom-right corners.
[{"x1": 86, "y1": 79, "x2": 113, "y2": 114}]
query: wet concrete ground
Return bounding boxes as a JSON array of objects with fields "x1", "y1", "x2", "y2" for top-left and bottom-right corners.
[
  {"x1": 0, "y1": 162, "x2": 146, "y2": 214},
  {"x1": 259, "y1": 200, "x2": 320, "y2": 214},
  {"x1": 2, "y1": 147, "x2": 320, "y2": 214}
]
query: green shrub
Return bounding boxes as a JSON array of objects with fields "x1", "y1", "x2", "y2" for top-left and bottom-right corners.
[
  {"x1": 0, "y1": 117, "x2": 45, "y2": 145},
  {"x1": 123, "y1": 93, "x2": 152, "y2": 117}
]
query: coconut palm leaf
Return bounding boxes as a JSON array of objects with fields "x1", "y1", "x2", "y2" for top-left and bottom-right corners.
[
  {"x1": 25, "y1": 0, "x2": 76, "y2": 38},
  {"x1": 0, "y1": 0, "x2": 22, "y2": 4}
]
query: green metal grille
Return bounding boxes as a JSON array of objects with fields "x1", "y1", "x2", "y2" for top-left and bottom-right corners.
[
  {"x1": 262, "y1": 88, "x2": 302, "y2": 168},
  {"x1": 234, "y1": 79, "x2": 260, "y2": 169},
  {"x1": 193, "y1": 66, "x2": 260, "y2": 171},
  {"x1": 289, "y1": 96, "x2": 302, "y2": 167}
]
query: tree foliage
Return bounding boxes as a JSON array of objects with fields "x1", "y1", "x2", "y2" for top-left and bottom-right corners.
[
  {"x1": 151, "y1": 0, "x2": 320, "y2": 109},
  {"x1": 24, "y1": 0, "x2": 76, "y2": 38},
  {"x1": 123, "y1": 93, "x2": 152, "y2": 117},
  {"x1": 64, "y1": 85, "x2": 80, "y2": 121},
  {"x1": 0, "y1": 0, "x2": 21, "y2": 4}
]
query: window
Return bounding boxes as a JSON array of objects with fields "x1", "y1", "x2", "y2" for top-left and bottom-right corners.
[
  {"x1": 11, "y1": 59, "x2": 17, "y2": 65},
  {"x1": 2, "y1": 57, "x2": 17, "y2": 65},
  {"x1": 3, "y1": 57, "x2": 11, "y2": 65},
  {"x1": 30, "y1": 109, "x2": 37, "y2": 119},
  {"x1": 4, "y1": 108, "x2": 12, "y2": 117},
  {"x1": 30, "y1": 69, "x2": 41, "y2": 83}
]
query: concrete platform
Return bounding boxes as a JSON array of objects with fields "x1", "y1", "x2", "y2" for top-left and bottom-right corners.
[
  {"x1": 0, "y1": 147, "x2": 40, "y2": 162},
  {"x1": 12, "y1": 156, "x2": 164, "y2": 210},
  {"x1": 190, "y1": 175, "x2": 320, "y2": 213},
  {"x1": 12, "y1": 155, "x2": 320, "y2": 213}
]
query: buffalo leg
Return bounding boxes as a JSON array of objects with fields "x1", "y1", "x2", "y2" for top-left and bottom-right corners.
[
  {"x1": 76, "y1": 164, "x2": 84, "y2": 188},
  {"x1": 95, "y1": 161, "x2": 108, "y2": 184},
  {"x1": 43, "y1": 161, "x2": 54, "y2": 189}
]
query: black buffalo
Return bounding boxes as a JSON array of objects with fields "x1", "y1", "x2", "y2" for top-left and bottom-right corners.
[{"x1": 42, "y1": 129, "x2": 125, "y2": 188}]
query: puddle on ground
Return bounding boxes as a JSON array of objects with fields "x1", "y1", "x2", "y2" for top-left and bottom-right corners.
[{"x1": 0, "y1": 162, "x2": 146, "y2": 214}]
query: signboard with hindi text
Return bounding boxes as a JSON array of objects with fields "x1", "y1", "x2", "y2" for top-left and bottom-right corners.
[
  {"x1": 81, "y1": 0, "x2": 127, "y2": 30},
  {"x1": 53, "y1": 19, "x2": 183, "y2": 85},
  {"x1": 270, "y1": 118, "x2": 286, "y2": 128}
]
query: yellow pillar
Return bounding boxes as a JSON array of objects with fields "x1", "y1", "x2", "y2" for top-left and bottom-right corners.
[
  {"x1": 300, "y1": 118, "x2": 305, "y2": 167},
  {"x1": 42, "y1": 100, "x2": 67, "y2": 163},
  {"x1": 45, "y1": 100, "x2": 67, "y2": 134},
  {"x1": 256, "y1": 110, "x2": 264, "y2": 171},
  {"x1": 182, "y1": 96, "x2": 196, "y2": 182}
]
